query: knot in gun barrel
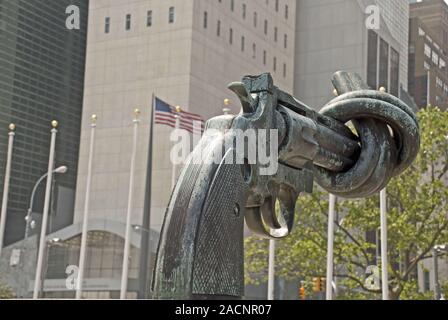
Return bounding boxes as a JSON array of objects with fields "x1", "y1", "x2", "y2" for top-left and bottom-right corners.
[{"x1": 314, "y1": 72, "x2": 420, "y2": 198}]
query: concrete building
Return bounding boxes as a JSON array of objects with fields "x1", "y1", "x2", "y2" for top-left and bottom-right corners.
[
  {"x1": 410, "y1": 0, "x2": 448, "y2": 53},
  {"x1": 0, "y1": 0, "x2": 88, "y2": 297},
  {"x1": 409, "y1": 0, "x2": 448, "y2": 109},
  {"x1": 294, "y1": 0, "x2": 411, "y2": 109},
  {"x1": 408, "y1": 17, "x2": 448, "y2": 109},
  {"x1": 409, "y1": 1, "x2": 448, "y2": 296}
]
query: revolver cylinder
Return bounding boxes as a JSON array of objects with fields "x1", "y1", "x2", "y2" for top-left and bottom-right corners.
[{"x1": 278, "y1": 106, "x2": 360, "y2": 172}]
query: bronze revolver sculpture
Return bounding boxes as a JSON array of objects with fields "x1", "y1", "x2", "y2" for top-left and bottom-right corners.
[{"x1": 152, "y1": 71, "x2": 420, "y2": 299}]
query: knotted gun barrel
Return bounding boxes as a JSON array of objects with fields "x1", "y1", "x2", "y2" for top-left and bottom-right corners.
[{"x1": 152, "y1": 71, "x2": 420, "y2": 299}]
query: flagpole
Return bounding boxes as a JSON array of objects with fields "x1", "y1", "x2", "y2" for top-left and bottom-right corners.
[
  {"x1": 137, "y1": 95, "x2": 154, "y2": 299},
  {"x1": 76, "y1": 114, "x2": 97, "y2": 299},
  {"x1": 267, "y1": 238, "x2": 275, "y2": 300},
  {"x1": 171, "y1": 107, "x2": 181, "y2": 189},
  {"x1": 0, "y1": 124, "x2": 16, "y2": 259},
  {"x1": 380, "y1": 188, "x2": 389, "y2": 300},
  {"x1": 120, "y1": 109, "x2": 140, "y2": 300},
  {"x1": 326, "y1": 194, "x2": 336, "y2": 300},
  {"x1": 33, "y1": 120, "x2": 58, "y2": 299}
]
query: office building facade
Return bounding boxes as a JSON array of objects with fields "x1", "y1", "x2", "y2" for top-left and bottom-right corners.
[
  {"x1": 0, "y1": 0, "x2": 88, "y2": 246},
  {"x1": 409, "y1": 0, "x2": 448, "y2": 109},
  {"x1": 410, "y1": 0, "x2": 448, "y2": 53},
  {"x1": 294, "y1": 0, "x2": 411, "y2": 109},
  {"x1": 408, "y1": 17, "x2": 448, "y2": 109}
]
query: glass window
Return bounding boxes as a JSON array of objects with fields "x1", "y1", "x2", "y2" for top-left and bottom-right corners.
[
  {"x1": 204, "y1": 11, "x2": 208, "y2": 29},
  {"x1": 105, "y1": 17, "x2": 110, "y2": 34},
  {"x1": 432, "y1": 51, "x2": 439, "y2": 65},
  {"x1": 264, "y1": 20, "x2": 268, "y2": 35},
  {"x1": 379, "y1": 38, "x2": 389, "y2": 90},
  {"x1": 231, "y1": 0, "x2": 234, "y2": 11},
  {"x1": 273, "y1": 57, "x2": 277, "y2": 71},
  {"x1": 217, "y1": 20, "x2": 221, "y2": 36},
  {"x1": 254, "y1": 12, "x2": 257, "y2": 27},
  {"x1": 283, "y1": 63, "x2": 286, "y2": 78},
  {"x1": 229, "y1": 28, "x2": 233, "y2": 44},
  {"x1": 125, "y1": 14, "x2": 131, "y2": 31},
  {"x1": 147, "y1": 11, "x2": 152, "y2": 27},
  {"x1": 390, "y1": 47, "x2": 399, "y2": 97},
  {"x1": 242, "y1": 4, "x2": 246, "y2": 19},
  {"x1": 252, "y1": 43, "x2": 256, "y2": 58},
  {"x1": 424, "y1": 43, "x2": 432, "y2": 58},
  {"x1": 285, "y1": 5, "x2": 289, "y2": 19},
  {"x1": 263, "y1": 50, "x2": 267, "y2": 65},
  {"x1": 274, "y1": 27, "x2": 278, "y2": 42},
  {"x1": 367, "y1": 30, "x2": 378, "y2": 89},
  {"x1": 284, "y1": 34, "x2": 287, "y2": 49},
  {"x1": 241, "y1": 36, "x2": 245, "y2": 51},
  {"x1": 418, "y1": 27, "x2": 425, "y2": 36},
  {"x1": 169, "y1": 7, "x2": 175, "y2": 23},
  {"x1": 275, "y1": 0, "x2": 279, "y2": 12}
]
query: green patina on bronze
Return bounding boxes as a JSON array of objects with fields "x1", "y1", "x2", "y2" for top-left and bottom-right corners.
[{"x1": 152, "y1": 71, "x2": 420, "y2": 299}]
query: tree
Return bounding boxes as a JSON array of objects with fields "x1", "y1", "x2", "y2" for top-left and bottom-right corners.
[
  {"x1": 245, "y1": 106, "x2": 448, "y2": 300},
  {"x1": 0, "y1": 282, "x2": 15, "y2": 299}
]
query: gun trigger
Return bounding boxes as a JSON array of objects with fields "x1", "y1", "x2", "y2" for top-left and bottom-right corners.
[{"x1": 227, "y1": 82, "x2": 255, "y2": 114}]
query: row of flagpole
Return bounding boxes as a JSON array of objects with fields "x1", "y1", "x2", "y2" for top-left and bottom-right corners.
[
  {"x1": 77, "y1": 99, "x2": 195, "y2": 299},
  {"x1": 0, "y1": 95, "x2": 198, "y2": 299},
  {"x1": 0, "y1": 120, "x2": 65, "y2": 299},
  {"x1": 74, "y1": 99, "x2": 183, "y2": 299},
  {"x1": 266, "y1": 190, "x2": 389, "y2": 300},
  {"x1": 0, "y1": 111, "x2": 144, "y2": 299}
]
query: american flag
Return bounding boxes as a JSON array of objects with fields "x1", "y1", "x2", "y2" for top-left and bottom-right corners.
[{"x1": 154, "y1": 97, "x2": 204, "y2": 135}]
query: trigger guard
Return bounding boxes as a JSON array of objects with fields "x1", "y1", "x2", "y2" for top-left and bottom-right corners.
[{"x1": 245, "y1": 186, "x2": 298, "y2": 239}]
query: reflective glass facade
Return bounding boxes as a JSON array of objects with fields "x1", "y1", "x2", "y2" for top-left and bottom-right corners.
[{"x1": 0, "y1": 0, "x2": 88, "y2": 245}]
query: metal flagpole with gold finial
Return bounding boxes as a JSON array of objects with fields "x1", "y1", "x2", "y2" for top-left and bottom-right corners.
[
  {"x1": 76, "y1": 114, "x2": 97, "y2": 299},
  {"x1": 120, "y1": 109, "x2": 140, "y2": 299},
  {"x1": 326, "y1": 87, "x2": 340, "y2": 300},
  {"x1": 171, "y1": 106, "x2": 182, "y2": 189},
  {"x1": 326, "y1": 194, "x2": 336, "y2": 300},
  {"x1": 223, "y1": 98, "x2": 231, "y2": 115},
  {"x1": 378, "y1": 86, "x2": 389, "y2": 300},
  {"x1": 0, "y1": 123, "x2": 16, "y2": 259},
  {"x1": 33, "y1": 120, "x2": 58, "y2": 299}
]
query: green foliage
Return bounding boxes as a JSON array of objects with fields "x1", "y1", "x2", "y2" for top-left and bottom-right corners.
[
  {"x1": 441, "y1": 280, "x2": 448, "y2": 299},
  {"x1": 0, "y1": 282, "x2": 15, "y2": 299},
  {"x1": 245, "y1": 106, "x2": 448, "y2": 300}
]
